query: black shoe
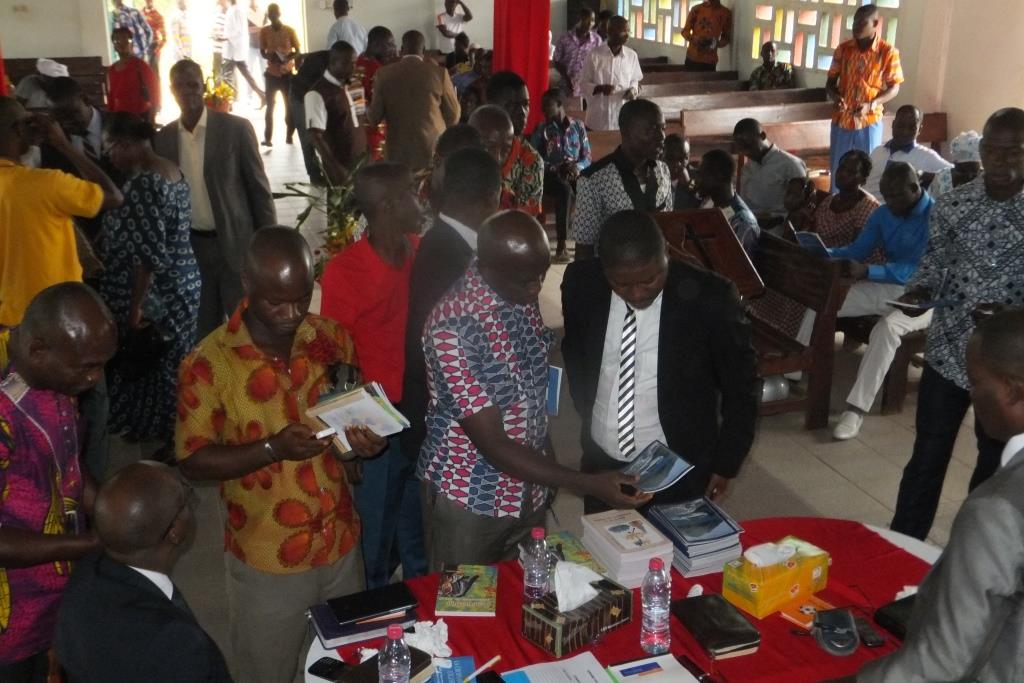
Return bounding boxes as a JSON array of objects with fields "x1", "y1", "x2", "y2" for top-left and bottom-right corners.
[
  {"x1": 261, "y1": 139, "x2": 273, "y2": 147},
  {"x1": 285, "y1": 134, "x2": 294, "y2": 144}
]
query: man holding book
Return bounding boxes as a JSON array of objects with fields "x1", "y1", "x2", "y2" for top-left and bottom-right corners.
[
  {"x1": 175, "y1": 228, "x2": 386, "y2": 683},
  {"x1": 561, "y1": 210, "x2": 760, "y2": 512},
  {"x1": 419, "y1": 211, "x2": 649, "y2": 571}
]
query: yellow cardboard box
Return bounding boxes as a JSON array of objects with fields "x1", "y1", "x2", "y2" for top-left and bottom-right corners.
[{"x1": 722, "y1": 536, "x2": 831, "y2": 619}]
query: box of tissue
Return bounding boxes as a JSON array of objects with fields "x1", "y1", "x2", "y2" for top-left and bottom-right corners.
[
  {"x1": 722, "y1": 536, "x2": 830, "y2": 619},
  {"x1": 521, "y1": 578, "x2": 632, "y2": 658}
]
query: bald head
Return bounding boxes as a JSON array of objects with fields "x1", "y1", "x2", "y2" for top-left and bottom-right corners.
[
  {"x1": 469, "y1": 104, "x2": 515, "y2": 165},
  {"x1": 95, "y1": 462, "x2": 193, "y2": 568},
  {"x1": 243, "y1": 228, "x2": 315, "y2": 340},
  {"x1": 477, "y1": 211, "x2": 551, "y2": 306},
  {"x1": 401, "y1": 30, "x2": 425, "y2": 56},
  {"x1": 244, "y1": 227, "x2": 314, "y2": 285},
  {"x1": 732, "y1": 117, "x2": 768, "y2": 158},
  {"x1": 984, "y1": 107, "x2": 1024, "y2": 137},
  {"x1": 879, "y1": 161, "x2": 922, "y2": 216},
  {"x1": 20, "y1": 282, "x2": 112, "y2": 344}
]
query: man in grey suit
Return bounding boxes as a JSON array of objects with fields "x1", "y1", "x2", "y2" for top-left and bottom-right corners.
[
  {"x1": 847, "y1": 310, "x2": 1024, "y2": 682},
  {"x1": 367, "y1": 30, "x2": 460, "y2": 173},
  {"x1": 155, "y1": 59, "x2": 277, "y2": 339}
]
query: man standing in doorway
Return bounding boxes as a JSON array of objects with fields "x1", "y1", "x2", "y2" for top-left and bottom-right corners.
[
  {"x1": 826, "y1": 3, "x2": 903, "y2": 190},
  {"x1": 680, "y1": 0, "x2": 732, "y2": 72}
]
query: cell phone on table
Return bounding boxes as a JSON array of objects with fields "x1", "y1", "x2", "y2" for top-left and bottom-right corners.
[
  {"x1": 854, "y1": 615, "x2": 886, "y2": 648},
  {"x1": 476, "y1": 673, "x2": 504, "y2": 683},
  {"x1": 308, "y1": 656, "x2": 349, "y2": 682}
]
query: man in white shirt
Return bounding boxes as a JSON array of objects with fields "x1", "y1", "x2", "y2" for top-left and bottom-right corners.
[
  {"x1": 221, "y1": 0, "x2": 265, "y2": 105},
  {"x1": 865, "y1": 104, "x2": 952, "y2": 198},
  {"x1": 579, "y1": 15, "x2": 643, "y2": 132},
  {"x1": 732, "y1": 117, "x2": 808, "y2": 221},
  {"x1": 326, "y1": 0, "x2": 367, "y2": 54},
  {"x1": 304, "y1": 41, "x2": 364, "y2": 185},
  {"x1": 436, "y1": 0, "x2": 473, "y2": 53}
]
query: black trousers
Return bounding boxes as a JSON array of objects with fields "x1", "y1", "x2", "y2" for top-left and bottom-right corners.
[
  {"x1": 683, "y1": 58, "x2": 716, "y2": 72},
  {"x1": 890, "y1": 363, "x2": 1004, "y2": 540},
  {"x1": 264, "y1": 73, "x2": 294, "y2": 142},
  {"x1": 0, "y1": 650, "x2": 48, "y2": 683},
  {"x1": 543, "y1": 170, "x2": 573, "y2": 246}
]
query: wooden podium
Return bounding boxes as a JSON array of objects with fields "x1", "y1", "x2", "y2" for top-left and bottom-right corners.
[{"x1": 651, "y1": 210, "x2": 766, "y2": 299}]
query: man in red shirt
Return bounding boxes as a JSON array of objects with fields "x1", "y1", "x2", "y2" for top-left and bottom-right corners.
[
  {"x1": 355, "y1": 26, "x2": 396, "y2": 160},
  {"x1": 319, "y1": 163, "x2": 426, "y2": 588}
]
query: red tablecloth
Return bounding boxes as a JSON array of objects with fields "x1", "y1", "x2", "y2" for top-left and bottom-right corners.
[{"x1": 337, "y1": 517, "x2": 931, "y2": 682}]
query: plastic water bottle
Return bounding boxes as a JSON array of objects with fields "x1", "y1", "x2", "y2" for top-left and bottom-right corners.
[
  {"x1": 523, "y1": 527, "x2": 550, "y2": 600},
  {"x1": 378, "y1": 624, "x2": 411, "y2": 683},
  {"x1": 640, "y1": 557, "x2": 671, "y2": 654}
]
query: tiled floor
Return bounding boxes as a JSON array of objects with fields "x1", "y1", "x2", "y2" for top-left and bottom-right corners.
[{"x1": 112, "y1": 105, "x2": 982, "y2": 663}]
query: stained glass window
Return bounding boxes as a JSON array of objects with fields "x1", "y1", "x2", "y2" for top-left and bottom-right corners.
[{"x1": 617, "y1": 0, "x2": 702, "y2": 47}]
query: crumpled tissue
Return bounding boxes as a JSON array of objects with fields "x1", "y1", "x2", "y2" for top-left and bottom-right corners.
[
  {"x1": 687, "y1": 584, "x2": 704, "y2": 598},
  {"x1": 554, "y1": 561, "x2": 604, "y2": 612},
  {"x1": 356, "y1": 619, "x2": 453, "y2": 664},
  {"x1": 895, "y1": 585, "x2": 918, "y2": 601},
  {"x1": 743, "y1": 541, "x2": 797, "y2": 567}
]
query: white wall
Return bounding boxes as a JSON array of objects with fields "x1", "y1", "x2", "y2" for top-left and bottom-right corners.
[{"x1": 2, "y1": 0, "x2": 110, "y2": 62}]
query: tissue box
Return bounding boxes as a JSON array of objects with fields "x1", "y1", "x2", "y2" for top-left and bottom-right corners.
[
  {"x1": 521, "y1": 578, "x2": 632, "y2": 658},
  {"x1": 722, "y1": 536, "x2": 830, "y2": 619}
]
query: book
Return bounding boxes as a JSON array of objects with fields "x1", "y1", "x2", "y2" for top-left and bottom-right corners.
[
  {"x1": 308, "y1": 604, "x2": 417, "y2": 649},
  {"x1": 341, "y1": 646, "x2": 434, "y2": 683},
  {"x1": 779, "y1": 594, "x2": 835, "y2": 630},
  {"x1": 434, "y1": 564, "x2": 498, "y2": 617},
  {"x1": 647, "y1": 498, "x2": 742, "y2": 550},
  {"x1": 428, "y1": 656, "x2": 476, "y2": 683},
  {"x1": 547, "y1": 365, "x2": 563, "y2": 416},
  {"x1": 306, "y1": 381, "x2": 410, "y2": 453},
  {"x1": 672, "y1": 594, "x2": 760, "y2": 660},
  {"x1": 325, "y1": 582, "x2": 417, "y2": 626},
  {"x1": 619, "y1": 441, "x2": 694, "y2": 494},
  {"x1": 544, "y1": 530, "x2": 606, "y2": 575},
  {"x1": 795, "y1": 231, "x2": 830, "y2": 258},
  {"x1": 581, "y1": 509, "x2": 673, "y2": 554},
  {"x1": 607, "y1": 655, "x2": 700, "y2": 683}
]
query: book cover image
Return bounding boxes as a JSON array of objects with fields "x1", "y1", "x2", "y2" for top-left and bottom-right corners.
[
  {"x1": 779, "y1": 595, "x2": 834, "y2": 630},
  {"x1": 434, "y1": 565, "x2": 498, "y2": 617},
  {"x1": 656, "y1": 499, "x2": 740, "y2": 544},
  {"x1": 546, "y1": 530, "x2": 606, "y2": 575},
  {"x1": 595, "y1": 511, "x2": 665, "y2": 552}
]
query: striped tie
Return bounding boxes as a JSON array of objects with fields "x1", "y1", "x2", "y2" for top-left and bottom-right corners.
[{"x1": 617, "y1": 306, "x2": 637, "y2": 459}]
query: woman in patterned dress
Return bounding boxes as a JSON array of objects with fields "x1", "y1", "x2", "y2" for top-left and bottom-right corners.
[
  {"x1": 98, "y1": 113, "x2": 201, "y2": 449},
  {"x1": 811, "y1": 149, "x2": 880, "y2": 247}
]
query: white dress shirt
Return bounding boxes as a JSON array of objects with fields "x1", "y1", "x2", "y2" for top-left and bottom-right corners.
[
  {"x1": 129, "y1": 566, "x2": 174, "y2": 600},
  {"x1": 579, "y1": 44, "x2": 644, "y2": 132},
  {"x1": 436, "y1": 11, "x2": 466, "y2": 52},
  {"x1": 591, "y1": 291, "x2": 667, "y2": 461},
  {"x1": 222, "y1": 3, "x2": 249, "y2": 62},
  {"x1": 1001, "y1": 432, "x2": 1024, "y2": 469},
  {"x1": 865, "y1": 141, "x2": 953, "y2": 199},
  {"x1": 178, "y1": 107, "x2": 216, "y2": 232},
  {"x1": 326, "y1": 16, "x2": 368, "y2": 54},
  {"x1": 437, "y1": 212, "x2": 478, "y2": 251}
]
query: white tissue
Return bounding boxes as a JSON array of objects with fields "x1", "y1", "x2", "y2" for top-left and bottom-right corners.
[
  {"x1": 687, "y1": 584, "x2": 704, "y2": 598},
  {"x1": 554, "y1": 561, "x2": 604, "y2": 611},
  {"x1": 895, "y1": 585, "x2": 918, "y2": 601},
  {"x1": 358, "y1": 647, "x2": 378, "y2": 663},
  {"x1": 743, "y1": 542, "x2": 797, "y2": 567},
  {"x1": 404, "y1": 619, "x2": 452, "y2": 658}
]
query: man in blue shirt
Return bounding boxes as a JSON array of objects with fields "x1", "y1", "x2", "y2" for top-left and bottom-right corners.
[{"x1": 822, "y1": 162, "x2": 934, "y2": 439}]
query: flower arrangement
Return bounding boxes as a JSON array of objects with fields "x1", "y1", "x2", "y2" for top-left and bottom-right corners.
[{"x1": 204, "y1": 78, "x2": 235, "y2": 112}]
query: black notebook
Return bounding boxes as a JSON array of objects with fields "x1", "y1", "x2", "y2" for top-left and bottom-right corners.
[
  {"x1": 874, "y1": 594, "x2": 917, "y2": 641},
  {"x1": 672, "y1": 594, "x2": 761, "y2": 659},
  {"x1": 327, "y1": 582, "x2": 418, "y2": 626}
]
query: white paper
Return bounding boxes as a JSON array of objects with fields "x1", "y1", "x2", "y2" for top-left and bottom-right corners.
[{"x1": 504, "y1": 652, "x2": 611, "y2": 683}]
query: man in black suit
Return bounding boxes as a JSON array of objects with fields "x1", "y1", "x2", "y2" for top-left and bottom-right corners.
[
  {"x1": 400, "y1": 147, "x2": 501, "y2": 463},
  {"x1": 561, "y1": 210, "x2": 760, "y2": 512},
  {"x1": 55, "y1": 461, "x2": 232, "y2": 682}
]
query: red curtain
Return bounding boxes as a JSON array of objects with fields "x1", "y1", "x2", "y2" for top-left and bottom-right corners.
[
  {"x1": 493, "y1": 0, "x2": 551, "y2": 134},
  {"x1": 0, "y1": 42, "x2": 8, "y2": 97}
]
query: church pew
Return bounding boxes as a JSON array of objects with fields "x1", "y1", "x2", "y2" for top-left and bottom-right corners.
[
  {"x1": 5, "y1": 56, "x2": 107, "y2": 107},
  {"x1": 681, "y1": 101, "x2": 836, "y2": 137},
  {"x1": 649, "y1": 87, "x2": 827, "y2": 116},
  {"x1": 642, "y1": 70, "x2": 739, "y2": 85},
  {"x1": 641, "y1": 79, "x2": 747, "y2": 97},
  {"x1": 639, "y1": 56, "x2": 670, "y2": 65}
]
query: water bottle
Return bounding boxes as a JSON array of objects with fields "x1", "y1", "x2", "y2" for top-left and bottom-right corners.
[
  {"x1": 640, "y1": 557, "x2": 671, "y2": 654},
  {"x1": 378, "y1": 624, "x2": 411, "y2": 683},
  {"x1": 523, "y1": 527, "x2": 550, "y2": 600}
]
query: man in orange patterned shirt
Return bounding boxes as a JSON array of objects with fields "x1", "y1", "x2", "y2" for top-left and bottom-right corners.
[
  {"x1": 680, "y1": 0, "x2": 732, "y2": 71},
  {"x1": 826, "y1": 4, "x2": 903, "y2": 192},
  {"x1": 175, "y1": 228, "x2": 385, "y2": 683}
]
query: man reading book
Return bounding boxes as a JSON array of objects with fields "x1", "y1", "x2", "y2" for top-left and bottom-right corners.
[
  {"x1": 175, "y1": 228, "x2": 385, "y2": 683},
  {"x1": 561, "y1": 210, "x2": 760, "y2": 512},
  {"x1": 419, "y1": 211, "x2": 649, "y2": 571}
]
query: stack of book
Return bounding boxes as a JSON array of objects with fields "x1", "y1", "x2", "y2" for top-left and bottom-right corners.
[
  {"x1": 580, "y1": 509, "x2": 674, "y2": 588},
  {"x1": 306, "y1": 381, "x2": 410, "y2": 454},
  {"x1": 434, "y1": 564, "x2": 498, "y2": 617},
  {"x1": 645, "y1": 497, "x2": 743, "y2": 577},
  {"x1": 307, "y1": 583, "x2": 418, "y2": 649}
]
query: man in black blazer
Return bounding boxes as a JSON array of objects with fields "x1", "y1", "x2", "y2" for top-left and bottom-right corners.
[
  {"x1": 55, "y1": 461, "x2": 232, "y2": 682},
  {"x1": 562, "y1": 210, "x2": 760, "y2": 512},
  {"x1": 400, "y1": 147, "x2": 502, "y2": 462}
]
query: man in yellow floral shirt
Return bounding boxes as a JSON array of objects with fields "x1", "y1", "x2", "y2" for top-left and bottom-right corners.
[{"x1": 175, "y1": 227, "x2": 384, "y2": 683}]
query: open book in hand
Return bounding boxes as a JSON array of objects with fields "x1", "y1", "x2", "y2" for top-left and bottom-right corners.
[
  {"x1": 306, "y1": 381, "x2": 409, "y2": 454},
  {"x1": 619, "y1": 441, "x2": 694, "y2": 493}
]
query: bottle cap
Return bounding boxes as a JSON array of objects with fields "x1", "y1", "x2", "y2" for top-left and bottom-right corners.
[
  {"x1": 649, "y1": 557, "x2": 664, "y2": 571},
  {"x1": 387, "y1": 624, "x2": 404, "y2": 639},
  {"x1": 531, "y1": 527, "x2": 545, "y2": 540}
]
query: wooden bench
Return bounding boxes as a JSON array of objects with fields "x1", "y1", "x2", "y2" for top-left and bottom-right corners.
[
  {"x1": 748, "y1": 232, "x2": 853, "y2": 429},
  {"x1": 682, "y1": 101, "x2": 836, "y2": 137},
  {"x1": 641, "y1": 79, "x2": 747, "y2": 97},
  {"x1": 5, "y1": 56, "x2": 108, "y2": 107},
  {"x1": 642, "y1": 69, "x2": 739, "y2": 85},
  {"x1": 649, "y1": 87, "x2": 827, "y2": 117},
  {"x1": 639, "y1": 56, "x2": 670, "y2": 65},
  {"x1": 835, "y1": 317, "x2": 926, "y2": 414}
]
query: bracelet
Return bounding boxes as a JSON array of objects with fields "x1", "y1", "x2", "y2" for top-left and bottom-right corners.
[{"x1": 263, "y1": 439, "x2": 278, "y2": 463}]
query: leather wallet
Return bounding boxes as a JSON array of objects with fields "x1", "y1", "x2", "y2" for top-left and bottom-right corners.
[{"x1": 874, "y1": 594, "x2": 917, "y2": 640}]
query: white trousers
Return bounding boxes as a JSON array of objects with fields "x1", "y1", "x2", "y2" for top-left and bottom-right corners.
[{"x1": 795, "y1": 282, "x2": 932, "y2": 411}]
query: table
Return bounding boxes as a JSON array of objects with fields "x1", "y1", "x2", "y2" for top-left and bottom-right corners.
[{"x1": 305, "y1": 517, "x2": 938, "y2": 682}]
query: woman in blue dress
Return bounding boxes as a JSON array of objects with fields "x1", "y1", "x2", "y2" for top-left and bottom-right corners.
[{"x1": 98, "y1": 113, "x2": 201, "y2": 450}]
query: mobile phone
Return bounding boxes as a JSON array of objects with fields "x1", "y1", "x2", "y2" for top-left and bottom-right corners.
[
  {"x1": 476, "y1": 672, "x2": 504, "y2": 683},
  {"x1": 854, "y1": 616, "x2": 886, "y2": 648},
  {"x1": 307, "y1": 656, "x2": 349, "y2": 682}
]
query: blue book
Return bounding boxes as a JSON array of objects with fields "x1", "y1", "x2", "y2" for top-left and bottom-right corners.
[{"x1": 430, "y1": 656, "x2": 477, "y2": 683}]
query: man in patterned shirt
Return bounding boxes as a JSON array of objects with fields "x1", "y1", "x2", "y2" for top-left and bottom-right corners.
[
  {"x1": 748, "y1": 41, "x2": 794, "y2": 91},
  {"x1": 826, "y1": 4, "x2": 903, "y2": 192},
  {"x1": 176, "y1": 228, "x2": 385, "y2": 683},
  {"x1": 679, "y1": 0, "x2": 732, "y2": 72},
  {"x1": 141, "y1": 0, "x2": 166, "y2": 78},
  {"x1": 110, "y1": 0, "x2": 154, "y2": 61},
  {"x1": 469, "y1": 103, "x2": 543, "y2": 218},
  {"x1": 552, "y1": 7, "x2": 603, "y2": 98},
  {"x1": 419, "y1": 211, "x2": 649, "y2": 570},
  {"x1": 571, "y1": 98, "x2": 673, "y2": 260},
  {"x1": 890, "y1": 108, "x2": 1024, "y2": 541},
  {"x1": 485, "y1": 72, "x2": 544, "y2": 216}
]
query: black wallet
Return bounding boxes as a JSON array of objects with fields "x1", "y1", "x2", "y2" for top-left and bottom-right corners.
[{"x1": 874, "y1": 594, "x2": 917, "y2": 640}]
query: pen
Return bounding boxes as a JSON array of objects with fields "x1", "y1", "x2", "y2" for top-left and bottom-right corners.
[{"x1": 462, "y1": 655, "x2": 501, "y2": 683}]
